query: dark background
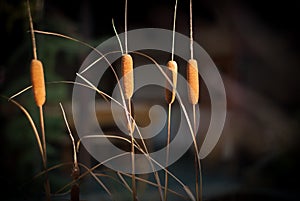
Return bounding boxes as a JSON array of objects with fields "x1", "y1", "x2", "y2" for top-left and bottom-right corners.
[{"x1": 0, "y1": 0, "x2": 299, "y2": 200}]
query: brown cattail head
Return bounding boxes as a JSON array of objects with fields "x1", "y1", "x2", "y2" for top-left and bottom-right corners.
[
  {"x1": 30, "y1": 59, "x2": 46, "y2": 107},
  {"x1": 165, "y1": 60, "x2": 178, "y2": 104},
  {"x1": 122, "y1": 54, "x2": 134, "y2": 100},
  {"x1": 187, "y1": 59, "x2": 199, "y2": 105}
]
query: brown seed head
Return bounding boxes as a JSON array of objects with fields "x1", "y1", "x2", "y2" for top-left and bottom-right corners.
[
  {"x1": 30, "y1": 59, "x2": 46, "y2": 107},
  {"x1": 187, "y1": 59, "x2": 199, "y2": 104},
  {"x1": 122, "y1": 54, "x2": 134, "y2": 100},
  {"x1": 165, "y1": 60, "x2": 178, "y2": 104}
]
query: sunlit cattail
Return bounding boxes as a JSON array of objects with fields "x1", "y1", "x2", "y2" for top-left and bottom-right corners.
[
  {"x1": 30, "y1": 59, "x2": 46, "y2": 107},
  {"x1": 187, "y1": 59, "x2": 199, "y2": 105},
  {"x1": 165, "y1": 60, "x2": 178, "y2": 104},
  {"x1": 122, "y1": 54, "x2": 134, "y2": 100}
]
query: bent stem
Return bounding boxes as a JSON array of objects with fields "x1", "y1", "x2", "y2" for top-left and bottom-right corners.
[
  {"x1": 59, "y1": 103, "x2": 80, "y2": 201},
  {"x1": 7, "y1": 97, "x2": 50, "y2": 200}
]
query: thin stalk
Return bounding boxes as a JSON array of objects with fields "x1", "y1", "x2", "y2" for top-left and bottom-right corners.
[
  {"x1": 171, "y1": 0, "x2": 178, "y2": 61},
  {"x1": 165, "y1": 1, "x2": 178, "y2": 200},
  {"x1": 27, "y1": 0, "x2": 37, "y2": 60},
  {"x1": 59, "y1": 103, "x2": 80, "y2": 201},
  {"x1": 164, "y1": 103, "x2": 172, "y2": 201},
  {"x1": 190, "y1": 0, "x2": 202, "y2": 200},
  {"x1": 125, "y1": 0, "x2": 128, "y2": 54},
  {"x1": 27, "y1": 0, "x2": 51, "y2": 199},
  {"x1": 124, "y1": 0, "x2": 136, "y2": 199},
  {"x1": 39, "y1": 106, "x2": 51, "y2": 201},
  {"x1": 128, "y1": 98, "x2": 137, "y2": 201},
  {"x1": 112, "y1": 18, "x2": 124, "y2": 54},
  {"x1": 189, "y1": 0, "x2": 194, "y2": 60},
  {"x1": 193, "y1": 105, "x2": 201, "y2": 201}
]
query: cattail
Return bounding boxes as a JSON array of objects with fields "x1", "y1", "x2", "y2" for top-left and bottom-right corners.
[
  {"x1": 187, "y1": 59, "x2": 199, "y2": 105},
  {"x1": 165, "y1": 60, "x2": 178, "y2": 104},
  {"x1": 30, "y1": 59, "x2": 46, "y2": 107},
  {"x1": 122, "y1": 54, "x2": 134, "y2": 100}
]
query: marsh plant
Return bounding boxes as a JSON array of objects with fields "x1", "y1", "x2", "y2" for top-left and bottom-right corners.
[{"x1": 5, "y1": 0, "x2": 226, "y2": 201}]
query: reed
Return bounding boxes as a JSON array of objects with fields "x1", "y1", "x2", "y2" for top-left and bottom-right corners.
[
  {"x1": 164, "y1": 1, "x2": 178, "y2": 200},
  {"x1": 187, "y1": 1, "x2": 202, "y2": 200},
  {"x1": 26, "y1": 1, "x2": 51, "y2": 200},
  {"x1": 122, "y1": 0, "x2": 137, "y2": 200}
]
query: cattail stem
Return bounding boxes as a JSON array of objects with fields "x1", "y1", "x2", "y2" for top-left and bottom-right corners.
[
  {"x1": 164, "y1": 0, "x2": 178, "y2": 197},
  {"x1": 39, "y1": 106, "x2": 46, "y2": 160},
  {"x1": 171, "y1": 0, "x2": 178, "y2": 61},
  {"x1": 189, "y1": 0, "x2": 194, "y2": 60},
  {"x1": 164, "y1": 60, "x2": 178, "y2": 200},
  {"x1": 39, "y1": 106, "x2": 51, "y2": 201},
  {"x1": 188, "y1": 0, "x2": 202, "y2": 198},
  {"x1": 193, "y1": 104, "x2": 201, "y2": 201},
  {"x1": 122, "y1": 54, "x2": 136, "y2": 199},
  {"x1": 124, "y1": 0, "x2": 128, "y2": 54},
  {"x1": 164, "y1": 103, "x2": 172, "y2": 201},
  {"x1": 122, "y1": 51, "x2": 136, "y2": 200},
  {"x1": 131, "y1": 140, "x2": 137, "y2": 201},
  {"x1": 128, "y1": 98, "x2": 137, "y2": 201},
  {"x1": 27, "y1": 0, "x2": 37, "y2": 60},
  {"x1": 27, "y1": 1, "x2": 50, "y2": 200},
  {"x1": 187, "y1": 59, "x2": 202, "y2": 201}
]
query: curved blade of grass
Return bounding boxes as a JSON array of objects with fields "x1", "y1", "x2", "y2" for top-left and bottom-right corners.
[
  {"x1": 7, "y1": 97, "x2": 44, "y2": 163},
  {"x1": 59, "y1": 103, "x2": 78, "y2": 166}
]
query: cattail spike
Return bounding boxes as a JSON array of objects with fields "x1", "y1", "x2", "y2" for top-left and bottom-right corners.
[
  {"x1": 31, "y1": 59, "x2": 46, "y2": 107},
  {"x1": 122, "y1": 54, "x2": 134, "y2": 100},
  {"x1": 187, "y1": 59, "x2": 199, "y2": 105},
  {"x1": 165, "y1": 60, "x2": 178, "y2": 104}
]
